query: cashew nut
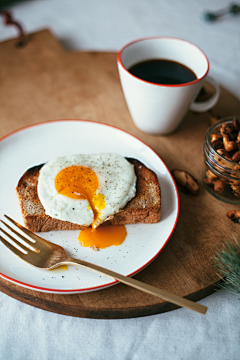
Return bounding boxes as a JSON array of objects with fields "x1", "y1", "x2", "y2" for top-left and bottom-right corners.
[
  {"x1": 220, "y1": 123, "x2": 235, "y2": 140},
  {"x1": 213, "y1": 179, "x2": 225, "y2": 194},
  {"x1": 204, "y1": 170, "x2": 225, "y2": 194},
  {"x1": 171, "y1": 169, "x2": 199, "y2": 195},
  {"x1": 226, "y1": 210, "x2": 240, "y2": 223},
  {"x1": 223, "y1": 135, "x2": 237, "y2": 152},
  {"x1": 231, "y1": 150, "x2": 240, "y2": 163},
  {"x1": 211, "y1": 134, "x2": 222, "y2": 143}
]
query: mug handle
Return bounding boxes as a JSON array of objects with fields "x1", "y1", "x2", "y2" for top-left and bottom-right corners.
[{"x1": 189, "y1": 76, "x2": 220, "y2": 113}]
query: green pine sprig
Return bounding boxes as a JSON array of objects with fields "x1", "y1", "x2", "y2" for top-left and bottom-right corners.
[{"x1": 211, "y1": 237, "x2": 240, "y2": 296}]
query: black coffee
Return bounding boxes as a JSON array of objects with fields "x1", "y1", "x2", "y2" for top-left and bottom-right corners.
[{"x1": 128, "y1": 59, "x2": 197, "y2": 85}]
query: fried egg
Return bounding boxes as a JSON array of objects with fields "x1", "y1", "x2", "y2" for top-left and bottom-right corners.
[{"x1": 37, "y1": 153, "x2": 136, "y2": 248}]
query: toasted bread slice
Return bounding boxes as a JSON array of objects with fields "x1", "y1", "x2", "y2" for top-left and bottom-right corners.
[{"x1": 16, "y1": 158, "x2": 161, "y2": 232}]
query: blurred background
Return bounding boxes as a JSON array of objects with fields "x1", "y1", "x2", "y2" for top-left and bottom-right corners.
[{"x1": 0, "y1": 0, "x2": 240, "y2": 99}]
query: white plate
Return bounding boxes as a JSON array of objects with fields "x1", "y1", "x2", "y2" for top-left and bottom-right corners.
[{"x1": 0, "y1": 120, "x2": 179, "y2": 294}]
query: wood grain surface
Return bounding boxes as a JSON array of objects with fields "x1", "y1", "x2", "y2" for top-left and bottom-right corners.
[{"x1": 0, "y1": 30, "x2": 240, "y2": 318}]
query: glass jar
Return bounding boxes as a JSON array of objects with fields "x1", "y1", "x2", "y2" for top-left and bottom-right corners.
[{"x1": 202, "y1": 116, "x2": 240, "y2": 204}]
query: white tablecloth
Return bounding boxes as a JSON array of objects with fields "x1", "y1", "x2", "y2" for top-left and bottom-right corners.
[{"x1": 0, "y1": 1, "x2": 240, "y2": 359}]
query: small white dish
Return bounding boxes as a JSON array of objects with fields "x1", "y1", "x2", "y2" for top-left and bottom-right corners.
[{"x1": 0, "y1": 120, "x2": 179, "y2": 294}]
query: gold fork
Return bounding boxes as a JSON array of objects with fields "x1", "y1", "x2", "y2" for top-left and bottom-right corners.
[{"x1": 0, "y1": 215, "x2": 207, "y2": 314}]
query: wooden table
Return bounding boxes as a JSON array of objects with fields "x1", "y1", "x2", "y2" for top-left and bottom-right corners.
[{"x1": 0, "y1": 30, "x2": 240, "y2": 318}]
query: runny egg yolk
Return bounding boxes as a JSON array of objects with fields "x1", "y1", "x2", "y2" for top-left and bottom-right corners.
[
  {"x1": 78, "y1": 225, "x2": 127, "y2": 249},
  {"x1": 55, "y1": 165, "x2": 127, "y2": 249}
]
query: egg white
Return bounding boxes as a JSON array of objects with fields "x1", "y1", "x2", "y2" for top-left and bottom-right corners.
[{"x1": 37, "y1": 153, "x2": 136, "y2": 226}]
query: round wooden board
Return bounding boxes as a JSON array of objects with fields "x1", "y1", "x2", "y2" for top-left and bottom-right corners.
[{"x1": 0, "y1": 30, "x2": 240, "y2": 318}]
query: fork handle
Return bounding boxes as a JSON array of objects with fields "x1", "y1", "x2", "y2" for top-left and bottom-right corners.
[{"x1": 65, "y1": 257, "x2": 207, "y2": 314}]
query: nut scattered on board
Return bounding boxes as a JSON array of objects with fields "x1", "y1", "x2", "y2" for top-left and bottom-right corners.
[
  {"x1": 171, "y1": 169, "x2": 199, "y2": 195},
  {"x1": 226, "y1": 210, "x2": 240, "y2": 223}
]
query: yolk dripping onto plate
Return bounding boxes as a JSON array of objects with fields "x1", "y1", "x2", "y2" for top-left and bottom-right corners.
[
  {"x1": 55, "y1": 165, "x2": 127, "y2": 249},
  {"x1": 78, "y1": 225, "x2": 127, "y2": 249}
]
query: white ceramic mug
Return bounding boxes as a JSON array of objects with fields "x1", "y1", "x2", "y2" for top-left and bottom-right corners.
[{"x1": 117, "y1": 37, "x2": 220, "y2": 135}]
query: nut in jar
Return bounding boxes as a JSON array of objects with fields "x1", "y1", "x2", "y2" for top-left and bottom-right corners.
[{"x1": 202, "y1": 116, "x2": 240, "y2": 203}]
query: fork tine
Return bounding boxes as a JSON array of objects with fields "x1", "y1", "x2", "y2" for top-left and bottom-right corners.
[
  {"x1": 1, "y1": 219, "x2": 36, "y2": 245},
  {"x1": 0, "y1": 227, "x2": 39, "y2": 253},
  {"x1": 0, "y1": 233, "x2": 40, "y2": 266},
  {"x1": 0, "y1": 234, "x2": 29, "y2": 259},
  {"x1": 4, "y1": 215, "x2": 50, "y2": 246}
]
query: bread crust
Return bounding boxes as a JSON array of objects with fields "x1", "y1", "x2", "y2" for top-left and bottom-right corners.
[{"x1": 16, "y1": 158, "x2": 161, "y2": 232}]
